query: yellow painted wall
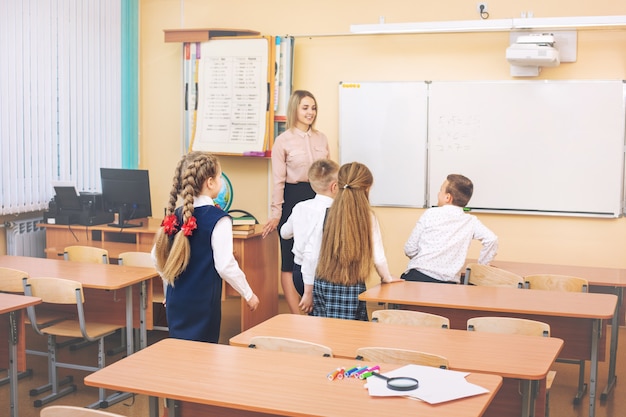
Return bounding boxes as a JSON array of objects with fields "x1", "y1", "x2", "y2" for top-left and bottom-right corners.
[{"x1": 140, "y1": 0, "x2": 626, "y2": 281}]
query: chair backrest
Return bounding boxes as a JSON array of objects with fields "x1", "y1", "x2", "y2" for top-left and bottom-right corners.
[
  {"x1": 356, "y1": 347, "x2": 449, "y2": 369},
  {"x1": 524, "y1": 274, "x2": 588, "y2": 292},
  {"x1": 467, "y1": 316, "x2": 550, "y2": 337},
  {"x1": 64, "y1": 246, "x2": 109, "y2": 264},
  {"x1": 41, "y1": 405, "x2": 126, "y2": 416},
  {"x1": 248, "y1": 336, "x2": 333, "y2": 357},
  {"x1": 371, "y1": 309, "x2": 449, "y2": 329},
  {"x1": 464, "y1": 263, "x2": 524, "y2": 287},
  {"x1": 0, "y1": 267, "x2": 29, "y2": 293},
  {"x1": 118, "y1": 251, "x2": 154, "y2": 268},
  {"x1": 25, "y1": 277, "x2": 84, "y2": 305}
]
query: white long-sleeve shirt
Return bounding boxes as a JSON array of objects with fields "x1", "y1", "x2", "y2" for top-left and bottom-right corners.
[
  {"x1": 152, "y1": 195, "x2": 253, "y2": 301},
  {"x1": 280, "y1": 194, "x2": 333, "y2": 266},
  {"x1": 404, "y1": 205, "x2": 498, "y2": 283}
]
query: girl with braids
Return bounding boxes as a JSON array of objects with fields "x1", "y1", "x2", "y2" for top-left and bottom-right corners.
[
  {"x1": 306, "y1": 162, "x2": 395, "y2": 321},
  {"x1": 153, "y1": 152, "x2": 259, "y2": 343}
]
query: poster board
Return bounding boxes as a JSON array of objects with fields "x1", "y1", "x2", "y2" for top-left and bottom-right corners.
[{"x1": 191, "y1": 37, "x2": 273, "y2": 155}]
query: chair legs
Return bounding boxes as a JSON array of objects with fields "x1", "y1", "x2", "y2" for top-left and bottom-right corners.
[
  {"x1": 31, "y1": 334, "x2": 112, "y2": 408},
  {"x1": 0, "y1": 368, "x2": 32, "y2": 386},
  {"x1": 31, "y1": 335, "x2": 77, "y2": 407},
  {"x1": 556, "y1": 358, "x2": 587, "y2": 404}
]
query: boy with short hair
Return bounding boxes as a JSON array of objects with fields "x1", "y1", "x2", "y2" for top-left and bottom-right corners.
[
  {"x1": 402, "y1": 174, "x2": 498, "y2": 284},
  {"x1": 280, "y1": 159, "x2": 339, "y2": 313}
]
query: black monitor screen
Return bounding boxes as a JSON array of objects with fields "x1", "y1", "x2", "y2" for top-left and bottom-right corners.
[{"x1": 100, "y1": 168, "x2": 152, "y2": 228}]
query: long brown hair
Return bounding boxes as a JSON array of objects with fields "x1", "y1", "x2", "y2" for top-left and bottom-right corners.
[
  {"x1": 315, "y1": 162, "x2": 374, "y2": 286},
  {"x1": 286, "y1": 90, "x2": 318, "y2": 131},
  {"x1": 153, "y1": 152, "x2": 221, "y2": 284}
]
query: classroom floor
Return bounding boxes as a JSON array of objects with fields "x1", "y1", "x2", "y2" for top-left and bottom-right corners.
[{"x1": 2, "y1": 297, "x2": 625, "y2": 417}]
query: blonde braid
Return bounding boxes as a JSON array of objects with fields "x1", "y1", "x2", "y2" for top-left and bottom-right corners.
[{"x1": 153, "y1": 152, "x2": 221, "y2": 285}]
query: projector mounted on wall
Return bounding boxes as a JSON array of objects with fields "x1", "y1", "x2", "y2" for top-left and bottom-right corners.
[{"x1": 506, "y1": 33, "x2": 560, "y2": 76}]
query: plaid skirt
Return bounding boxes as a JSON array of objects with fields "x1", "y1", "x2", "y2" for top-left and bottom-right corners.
[{"x1": 312, "y1": 279, "x2": 368, "y2": 321}]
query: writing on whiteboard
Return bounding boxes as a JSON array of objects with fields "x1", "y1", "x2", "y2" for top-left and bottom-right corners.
[{"x1": 431, "y1": 115, "x2": 479, "y2": 152}]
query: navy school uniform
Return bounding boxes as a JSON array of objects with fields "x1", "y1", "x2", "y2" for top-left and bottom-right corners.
[{"x1": 166, "y1": 205, "x2": 228, "y2": 343}]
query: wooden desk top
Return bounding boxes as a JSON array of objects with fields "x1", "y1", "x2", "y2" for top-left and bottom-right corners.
[
  {"x1": 0, "y1": 255, "x2": 158, "y2": 290},
  {"x1": 85, "y1": 338, "x2": 502, "y2": 417},
  {"x1": 484, "y1": 259, "x2": 626, "y2": 287},
  {"x1": 41, "y1": 217, "x2": 266, "y2": 240},
  {"x1": 230, "y1": 314, "x2": 563, "y2": 380},
  {"x1": 0, "y1": 293, "x2": 41, "y2": 315},
  {"x1": 360, "y1": 281, "x2": 617, "y2": 320}
]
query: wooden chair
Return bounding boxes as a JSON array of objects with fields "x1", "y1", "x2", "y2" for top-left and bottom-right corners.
[
  {"x1": 117, "y1": 251, "x2": 153, "y2": 268},
  {"x1": 467, "y1": 316, "x2": 556, "y2": 416},
  {"x1": 524, "y1": 274, "x2": 589, "y2": 405},
  {"x1": 248, "y1": 336, "x2": 333, "y2": 357},
  {"x1": 62, "y1": 246, "x2": 110, "y2": 351},
  {"x1": 0, "y1": 267, "x2": 67, "y2": 328},
  {"x1": 63, "y1": 246, "x2": 109, "y2": 264},
  {"x1": 463, "y1": 263, "x2": 524, "y2": 287},
  {"x1": 118, "y1": 251, "x2": 167, "y2": 331},
  {"x1": 524, "y1": 274, "x2": 588, "y2": 292},
  {"x1": 355, "y1": 347, "x2": 449, "y2": 369},
  {"x1": 25, "y1": 277, "x2": 123, "y2": 408},
  {"x1": 371, "y1": 309, "x2": 449, "y2": 329},
  {"x1": 0, "y1": 267, "x2": 71, "y2": 387},
  {"x1": 40, "y1": 405, "x2": 126, "y2": 416}
]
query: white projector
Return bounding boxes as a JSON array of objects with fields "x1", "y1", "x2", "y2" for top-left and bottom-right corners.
[{"x1": 506, "y1": 33, "x2": 560, "y2": 67}]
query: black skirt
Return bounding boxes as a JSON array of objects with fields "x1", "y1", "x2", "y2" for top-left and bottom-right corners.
[{"x1": 278, "y1": 182, "x2": 315, "y2": 272}]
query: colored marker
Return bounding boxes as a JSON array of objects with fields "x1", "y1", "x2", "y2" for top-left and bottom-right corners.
[
  {"x1": 349, "y1": 366, "x2": 369, "y2": 378},
  {"x1": 343, "y1": 366, "x2": 359, "y2": 377},
  {"x1": 327, "y1": 368, "x2": 342, "y2": 381},
  {"x1": 359, "y1": 366, "x2": 381, "y2": 380}
]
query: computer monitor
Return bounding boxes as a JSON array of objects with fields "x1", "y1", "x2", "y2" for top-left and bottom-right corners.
[{"x1": 100, "y1": 168, "x2": 152, "y2": 228}]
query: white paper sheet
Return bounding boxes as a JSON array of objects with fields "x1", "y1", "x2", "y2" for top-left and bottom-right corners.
[{"x1": 364, "y1": 364, "x2": 490, "y2": 404}]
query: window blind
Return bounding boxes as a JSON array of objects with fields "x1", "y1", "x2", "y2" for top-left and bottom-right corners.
[{"x1": 0, "y1": 0, "x2": 122, "y2": 215}]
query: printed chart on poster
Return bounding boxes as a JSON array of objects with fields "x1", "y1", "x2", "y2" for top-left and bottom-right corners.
[{"x1": 192, "y1": 37, "x2": 271, "y2": 155}]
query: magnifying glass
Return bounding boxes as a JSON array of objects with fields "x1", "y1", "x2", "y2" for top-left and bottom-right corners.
[{"x1": 370, "y1": 373, "x2": 419, "y2": 391}]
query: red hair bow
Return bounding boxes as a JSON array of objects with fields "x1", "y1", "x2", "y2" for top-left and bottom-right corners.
[
  {"x1": 161, "y1": 214, "x2": 179, "y2": 236},
  {"x1": 181, "y1": 216, "x2": 198, "y2": 237}
]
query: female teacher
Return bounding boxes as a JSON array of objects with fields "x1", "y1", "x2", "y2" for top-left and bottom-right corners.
[{"x1": 262, "y1": 90, "x2": 330, "y2": 314}]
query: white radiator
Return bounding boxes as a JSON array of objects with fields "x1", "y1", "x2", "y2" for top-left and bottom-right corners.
[{"x1": 5, "y1": 218, "x2": 46, "y2": 257}]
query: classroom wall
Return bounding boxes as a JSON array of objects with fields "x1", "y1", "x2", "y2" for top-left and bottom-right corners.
[{"x1": 140, "y1": 0, "x2": 626, "y2": 284}]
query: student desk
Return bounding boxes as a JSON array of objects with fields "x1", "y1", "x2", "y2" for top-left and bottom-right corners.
[
  {"x1": 84, "y1": 338, "x2": 502, "y2": 417},
  {"x1": 359, "y1": 281, "x2": 617, "y2": 417},
  {"x1": 40, "y1": 218, "x2": 279, "y2": 331},
  {"x1": 0, "y1": 255, "x2": 157, "y2": 353},
  {"x1": 479, "y1": 259, "x2": 626, "y2": 400},
  {"x1": 230, "y1": 314, "x2": 563, "y2": 417},
  {"x1": 0, "y1": 293, "x2": 41, "y2": 417}
]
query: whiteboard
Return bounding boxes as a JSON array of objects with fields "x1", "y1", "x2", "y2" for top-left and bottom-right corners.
[
  {"x1": 192, "y1": 38, "x2": 269, "y2": 154},
  {"x1": 339, "y1": 81, "x2": 428, "y2": 207},
  {"x1": 428, "y1": 81, "x2": 626, "y2": 217}
]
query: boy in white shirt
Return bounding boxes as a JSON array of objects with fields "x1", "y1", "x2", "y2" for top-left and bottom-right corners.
[
  {"x1": 402, "y1": 174, "x2": 498, "y2": 284},
  {"x1": 280, "y1": 159, "x2": 339, "y2": 313}
]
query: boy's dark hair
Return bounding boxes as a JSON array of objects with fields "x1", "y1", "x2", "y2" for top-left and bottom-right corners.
[{"x1": 446, "y1": 174, "x2": 473, "y2": 207}]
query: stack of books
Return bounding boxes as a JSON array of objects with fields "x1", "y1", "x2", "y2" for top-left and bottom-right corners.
[
  {"x1": 232, "y1": 224, "x2": 256, "y2": 236},
  {"x1": 231, "y1": 214, "x2": 256, "y2": 235}
]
